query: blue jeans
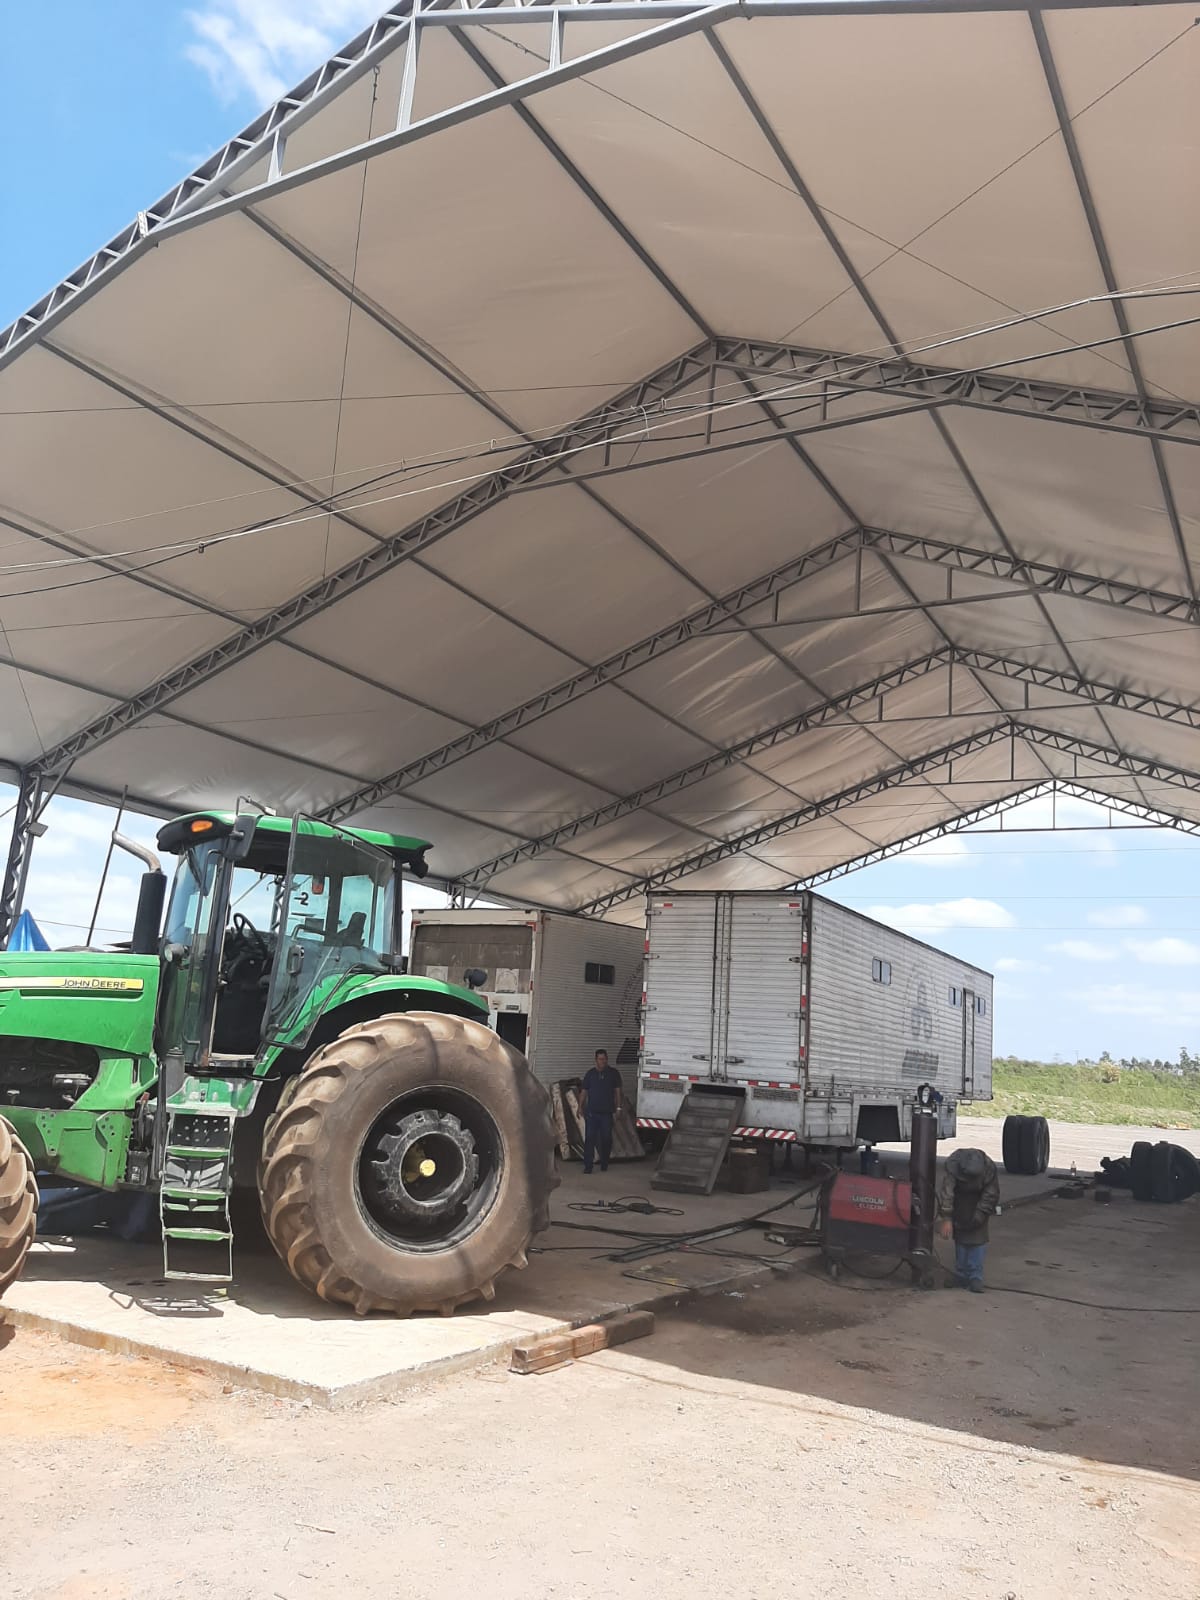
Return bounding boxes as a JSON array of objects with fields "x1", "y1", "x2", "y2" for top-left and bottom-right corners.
[
  {"x1": 583, "y1": 1113, "x2": 613, "y2": 1172},
  {"x1": 955, "y1": 1241, "x2": 987, "y2": 1286}
]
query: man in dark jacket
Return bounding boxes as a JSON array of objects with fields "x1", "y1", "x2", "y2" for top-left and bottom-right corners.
[
  {"x1": 937, "y1": 1147, "x2": 1000, "y2": 1293},
  {"x1": 579, "y1": 1049, "x2": 623, "y2": 1174}
]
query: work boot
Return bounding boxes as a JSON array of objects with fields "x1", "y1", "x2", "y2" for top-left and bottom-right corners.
[{"x1": 968, "y1": 1280, "x2": 985, "y2": 1294}]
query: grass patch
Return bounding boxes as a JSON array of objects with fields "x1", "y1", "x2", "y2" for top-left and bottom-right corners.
[{"x1": 963, "y1": 1061, "x2": 1200, "y2": 1128}]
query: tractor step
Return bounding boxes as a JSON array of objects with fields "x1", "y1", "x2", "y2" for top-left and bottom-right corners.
[{"x1": 160, "y1": 1104, "x2": 237, "y2": 1285}]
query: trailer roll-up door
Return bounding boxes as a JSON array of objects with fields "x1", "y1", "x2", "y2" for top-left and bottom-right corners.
[
  {"x1": 641, "y1": 897, "x2": 719, "y2": 1081},
  {"x1": 722, "y1": 897, "x2": 806, "y2": 1087}
]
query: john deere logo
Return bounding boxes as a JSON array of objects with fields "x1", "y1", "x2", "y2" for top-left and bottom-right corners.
[{"x1": 0, "y1": 976, "x2": 144, "y2": 995}]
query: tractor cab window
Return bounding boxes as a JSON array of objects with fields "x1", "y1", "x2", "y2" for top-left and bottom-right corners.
[{"x1": 264, "y1": 823, "x2": 395, "y2": 1047}]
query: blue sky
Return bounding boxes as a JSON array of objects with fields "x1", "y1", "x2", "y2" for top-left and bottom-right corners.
[{"x1": 2, "y1": 2, "x2": 1198, "y2": 1064}]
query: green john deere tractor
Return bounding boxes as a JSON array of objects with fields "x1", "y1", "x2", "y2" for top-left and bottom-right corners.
[{"x1": 0, "y1": 811, "x2": 556, "y2": 1314}]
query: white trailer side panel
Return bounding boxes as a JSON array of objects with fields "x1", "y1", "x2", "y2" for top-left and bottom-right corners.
[
  {"x1": 641, "y1": 895, "x2": 718, "y2": 1078},
  {"x1": 806, "y1": 896, "x2": 993, "y2": 1102},
  {"x1": 531, "y1": 913, "x2": 644, "y2": 1103}
]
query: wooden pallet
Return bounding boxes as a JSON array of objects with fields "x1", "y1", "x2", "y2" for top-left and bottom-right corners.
[{"x1": 550, "y1": 1081, "x2": 645, "y2": 1162}]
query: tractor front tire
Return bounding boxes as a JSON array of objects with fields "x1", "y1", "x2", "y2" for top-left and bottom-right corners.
[
  {"x1": 0, "y1": 1116, "x2": 38, "y2": 1299},
  {"x1": 258, "y1": 1013, "x2": 557, "y2": 1316}
]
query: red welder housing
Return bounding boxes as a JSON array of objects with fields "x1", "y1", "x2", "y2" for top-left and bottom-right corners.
[{"x1": 822, "y1": 1173, "x2": 913, "y2": 1257}]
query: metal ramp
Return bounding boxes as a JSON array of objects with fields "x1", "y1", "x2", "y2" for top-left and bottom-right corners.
[{"x1": 651, "y1": 1086, "x2": 745, "y2": 1195}]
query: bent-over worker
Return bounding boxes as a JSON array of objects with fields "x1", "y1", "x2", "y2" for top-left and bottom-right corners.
[
  {"x1": 579, "y1": 1048, "x2": 623, "y2": 1174},
  {"x1": 937, "y1": 1147, "x2": 1000, "y2": 1293}
]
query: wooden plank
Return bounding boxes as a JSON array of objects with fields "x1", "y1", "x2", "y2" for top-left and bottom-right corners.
[{"x1": 510, "y1": 1311, "x2": 655, "y2": 1374}]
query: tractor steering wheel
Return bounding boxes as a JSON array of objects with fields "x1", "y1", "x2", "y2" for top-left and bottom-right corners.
[{"x1": 231, "y1": 911, "x2": 270, "y2": 963}]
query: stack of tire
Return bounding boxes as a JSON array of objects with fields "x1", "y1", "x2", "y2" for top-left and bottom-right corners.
[
  {"x1": 1129, "y1": 1139, "x2": 1199, "y2": 1204},
  {"x1": 1002, "y1": 1114, "x2": 1051, "y2": 1175}
]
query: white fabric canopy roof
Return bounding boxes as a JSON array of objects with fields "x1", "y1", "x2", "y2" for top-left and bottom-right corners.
[{"x1": 2, "y1": 0, "x2": 1198, "y2": 924}]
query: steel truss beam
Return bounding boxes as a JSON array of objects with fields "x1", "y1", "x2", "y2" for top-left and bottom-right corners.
[
  {"x1": 454, "y1": 648, "x2": 954, "y2": 885},
  {"x1": 790, "y1": 778, "x2": 1200, "y2": 889},
  {"x1": 318, "y1": 530, "x2": 1198, "y2": 822},
  {"x1": 454, "y1": 647, "x2": 1200, "y2": 886},
  {"x1": 0, "y1": 0, "x2": 1179, "y2": 377},
  {"x1": 860, "y1": 529, "x2": 1200, "y2": 623},
  {"x1": 24, "y1": 344, "x2": 715, "y2": 782},
  {"x1": 576, "y1": 722, "x2": 1200, "y2": 914},
  {"x1": 578, "y1": 722, "x2": 1019, "y2": 914},
  {"x1": 19, "y1": 311, "x2": 1196, "y2": 795},
  {"x1": 715, "y1": 340, "x2": 1200, "y2": 447},
  {"x1": 1017, "y1": 724, "x2": 1200, "y2": 790},
  {"x1": 0, "y1": 770, "x2": 42, "y2": 947}
]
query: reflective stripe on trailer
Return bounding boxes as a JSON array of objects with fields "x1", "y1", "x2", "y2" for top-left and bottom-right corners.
[{"x1": 636, "y1": 1119, "x2": 797, "y2": 1142}]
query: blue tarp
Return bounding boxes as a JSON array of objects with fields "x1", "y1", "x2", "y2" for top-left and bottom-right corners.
[{"x1": 7, "y1": 910, "x2": 49, "y2": 951}]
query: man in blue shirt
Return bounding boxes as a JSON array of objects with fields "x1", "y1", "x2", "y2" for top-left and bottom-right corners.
[{"x1": 579, "y1": 1048, "x2": 623, "y2": 1174}]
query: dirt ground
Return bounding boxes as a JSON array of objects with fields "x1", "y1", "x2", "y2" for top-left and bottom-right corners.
[{"x1": 2, "y1": 1180, "x2": 1197, "y2": 1600}]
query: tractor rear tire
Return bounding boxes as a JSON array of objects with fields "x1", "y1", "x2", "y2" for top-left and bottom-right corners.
[
  {"x1": 257, "y1": 1013, "x2": 557, "y2": 1316},
  {"x1": 0, "y1": 1116, "x2": 38, "y2": 1299}
]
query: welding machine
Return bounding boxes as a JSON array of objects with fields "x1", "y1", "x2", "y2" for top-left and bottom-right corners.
[
  {"x1": 819, "y1": 1084, "x2": 940, "y2": 1286},
  {"x1": 820, "y1": 1173, "x2": 912, "y2": 1278}
]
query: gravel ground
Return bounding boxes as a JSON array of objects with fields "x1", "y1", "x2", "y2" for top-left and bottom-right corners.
[{"x1": 1, "y1": 1186, "x2": 1196, "y2": 1600}]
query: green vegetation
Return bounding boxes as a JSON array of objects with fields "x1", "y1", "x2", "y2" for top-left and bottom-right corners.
[{"x1": 964, "y1": 1054, "x2": 1200, "y2": 1128}]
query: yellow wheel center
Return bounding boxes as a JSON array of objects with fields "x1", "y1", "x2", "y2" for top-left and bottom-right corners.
[{"x1": 418, "y1": 1157, "x2": 436, "y2": 1177}]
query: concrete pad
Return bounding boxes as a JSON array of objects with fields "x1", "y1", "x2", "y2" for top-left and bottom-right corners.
[
  {"x1": 5, "y1": 1127, "x2": 1148, "y2": 1405},
  {"x1": 0, "y1": 1160, "x2": 789, "y2": 1406},
  {"x1": 1, "y1": 1238, "x2": 571, "y2": 1408}
]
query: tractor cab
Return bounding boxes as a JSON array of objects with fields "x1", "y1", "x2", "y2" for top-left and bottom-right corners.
[{"x1": 154, "y1": 813, "x2": 430, "y2": 1073}]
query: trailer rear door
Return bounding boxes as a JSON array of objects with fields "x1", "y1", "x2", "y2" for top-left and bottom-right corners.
[
  {"x1": 642, "y1": 895, "x2": 718, "y2": 1079},
  {"x1": 720, "y1": 897, "x2": 806, "y2": 1084}
]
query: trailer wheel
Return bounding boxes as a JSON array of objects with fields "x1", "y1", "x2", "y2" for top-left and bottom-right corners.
[
  {"x1": 0, "y1": 1117, "x2": 38, "y2": 1299},
  {"x1": 258, "y1": 1013, "x2": 557, "y2": 1316},
  {"x1": 1129, "y1": 1140, "x2": 1154, "y2": 1202},
  {"x1": 1002, "y1": 1115, "x2": 1026, "y2": 1174}
]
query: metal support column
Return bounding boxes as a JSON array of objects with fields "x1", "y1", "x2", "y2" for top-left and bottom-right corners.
[{"x1": 0, "y1": 769, "x2": 42, "y2": 947}]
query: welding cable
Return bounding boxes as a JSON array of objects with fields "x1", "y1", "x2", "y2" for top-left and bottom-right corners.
[
  {"x1": 567, "y1": 1197, "x2": 685, "y2": 1217},
  {"x1": 960, "y1": 1284, "x2": 1200, "y2": 1313},
  {"x1": 549, "y1": 1169, "x2": 830, "y2": 1253}
]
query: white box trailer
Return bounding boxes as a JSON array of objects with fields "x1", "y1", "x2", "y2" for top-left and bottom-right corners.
[
  {"x1": 408, "y1": 908, "x2": 645, "y2": 1106},
  {"x1": 638, "y1": 890, "x2": 992, "y2": 1148}
]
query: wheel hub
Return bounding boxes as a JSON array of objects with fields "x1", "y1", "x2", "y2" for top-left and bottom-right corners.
[{"x1": 364, "y1": 1109, "x2": 479, "y2": 1225}]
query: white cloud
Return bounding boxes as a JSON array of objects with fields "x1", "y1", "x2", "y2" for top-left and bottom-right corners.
[
  {"x1": 1048, "y1": 939, "x2": 1118, "y2": 963},
  {"x1": 185, "y1": 1, "x2": 382, "y2": 104},
  {"x1": 1125, "y1": 936, "x2": 1200, "y2": 967},
  {"x1": 1070, "y1": 984, "x2": 1200, "y2": 1025},
  {"x1": 864, "y1": 898, "x2": 1015, "y2": 932},
  {"x1": 897, "y1": 835, "x2": 972, "y2": 869},
  {"x1": 994, "y1": 956, "x2": 1046, "y2": 973},
  {"x1": 1087, "y1": 904, "x2": 1148, "y2": 929}
]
